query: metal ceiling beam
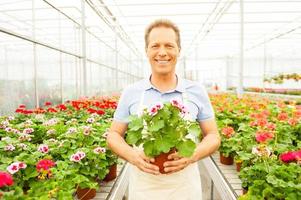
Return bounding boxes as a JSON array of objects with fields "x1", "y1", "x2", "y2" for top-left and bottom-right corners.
[
  {"x1": 97, "y1": 1, "x2": 301, "y2": 7},
  {"x1": 108, "y1": 11, "x2": 301, "y2": 18}
]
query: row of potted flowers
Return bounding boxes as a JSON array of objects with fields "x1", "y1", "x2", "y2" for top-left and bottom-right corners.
[
  {"x1": 0, "y1": 97, "x2": 119, "y2": 199},
  {"x1": 211, "y1": 93, "x2": 301, "y2": 200}
]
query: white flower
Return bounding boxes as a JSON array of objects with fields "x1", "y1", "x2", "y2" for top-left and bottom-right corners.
[
  {"x1": 102, "y1": 132, "x2": 109, "y2": 138},
  {"x1": 38, "y1": 144, "x2": 49, "y2": 153},
  {"x1": 82, "y1": 126, "x2": 92, "y2": 135},
  {"x1": 7, "y1": 163, "x2": 19, "y2": 174},
  {"x1": 12, "y1": 129, "x2": 20, "y2": 134},
  {"x1": 47, "y1": 129, "x2": 56, "y2": 135},
  {"x1": 48, "y1": 138, "x2": 58, "y2": 143},
  {"x1": 86, "y1": 118, "x2": 95, "y2": 123},
  {"x1": 18, "y1": 143, "x2": 28, "y2": 150},
  {"x1": 43, "y1": 118, "x2": 58, "y2": 126},
  {"x1": 8, "y1": 116, "x2": 15, "y2": 121},
  {"x1": 4, "y1": 144, "x2": 15, "y2": 151},
  {"x1": 66, "y1": 127, "x2": 77, "y2": 134},
  {"x1": 252, "y1": 146, "x2": 272, "y2": 157},
  {"x1": 23, "y1": 128, "x2": 34, "y2": 134},
  {"x1": 5, "y1": 127, "x2": 12, "y2": 132},
  {"x1": 18, "y1": 134, "x2": 32, "y2": 142}
]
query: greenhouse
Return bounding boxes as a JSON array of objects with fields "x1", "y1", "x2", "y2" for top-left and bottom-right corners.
[{"x1": 0, "y1": 0, "x2": 300, "y2": 199}]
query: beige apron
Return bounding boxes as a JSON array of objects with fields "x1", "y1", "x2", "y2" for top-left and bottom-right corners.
[{"x1": 128, "y1": 91, "x2": 202, "y2": 200}]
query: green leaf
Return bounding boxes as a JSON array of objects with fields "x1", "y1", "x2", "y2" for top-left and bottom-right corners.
[
  {"x1": 154, "y1": 137, "x2": 172, "y2": 153},
  {"x1": 176, "y1": 140, "x2": 196, "y2": 157},
  {"x1": 188, "y1": 123, "x2": 201, "y2": 137},
  {"x1": 143, "y1": 140, "x2": 155, "y2": 157},
  {"x1": 149, "y1": 119, "x2": 164, "y2": 132},
  {"x1": 125, "y1": 130, "x2": 142, "y2": 145},
  {"x1": 128, "y1": 116, "x2": 143, "y2": 131}
]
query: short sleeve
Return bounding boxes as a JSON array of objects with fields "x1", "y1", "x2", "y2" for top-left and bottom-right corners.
[
  {"x1": 196, "y1": 85, "x2": 215, "y2": 122},
  {"x1": 113, "y1": 88, "x2": 131, "y2": 123}
]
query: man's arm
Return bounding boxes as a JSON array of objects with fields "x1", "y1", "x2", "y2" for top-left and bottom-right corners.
[
  {"x1": 191, "y1": 119, "x2": 221, "y2": 162},
  {"x1": 107, "y1": 121, "x2": 159, "y2": 175},
  {"x1": 163, "y1": 119, "x2": 220, "y2": 173}
]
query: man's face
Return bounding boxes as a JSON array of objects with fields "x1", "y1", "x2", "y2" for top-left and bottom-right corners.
[{"x1": 146, "y1": 27, "x2": 180, "y2": 76}]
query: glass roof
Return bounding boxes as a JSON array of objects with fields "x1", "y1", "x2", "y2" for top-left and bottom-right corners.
[{"x1": 99, "y1": 0, "x2": 301, "y2": 58}]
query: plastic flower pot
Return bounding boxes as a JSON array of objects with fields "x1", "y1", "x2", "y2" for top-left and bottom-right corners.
[
  {"x1": 153, "y1": 148, "x2": 176, "y2": 174},
  {"x1": 76, "y1": 187, "x2": 96, "y2": 200},
  {"x1": 235, "y1": 161, "x2": 242, "y2": 172},
  {"x1": 219, "y1": 152, "x2": 233, "y2": 165},
  {"x1": 103, "y1": 163, "x2": 117, "y2": 182}
]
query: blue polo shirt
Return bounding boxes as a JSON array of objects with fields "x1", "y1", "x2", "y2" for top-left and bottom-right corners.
[{"x1": 113, "y1": 76, "x2": 215, "y2": 123}]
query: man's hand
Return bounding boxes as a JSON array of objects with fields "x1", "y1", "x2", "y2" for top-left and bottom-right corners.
[
  {"x1": 163, "y1": 152, "x2": 193, "y2": 174},
  {"x1": 130, "y1": 150, "x2": 160, "y2": 175}
]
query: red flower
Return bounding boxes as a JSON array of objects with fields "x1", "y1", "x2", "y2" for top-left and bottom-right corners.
[
  {"x1": 280, "y1": 151, "x2": 297, "y2": 163},
  {"x1": 36, "y1": 159, "x2": 55, "y2": 172},
  {"x1": 221, "y1": 126, "x2": 234, "y2": 138},
  {"x1": 18, "y1": 104, "x2": 26, "y2": 108},
  {"x1": 44, "y1": 102, "x2": 52, "y2": 106},
  {"x1": 288, "y1": 118, "x2": 298, "y2": 126},
  {"x1": 0, "y1": 171, "x2": 14, "y2": 187},
  {"x1": 255, "y1": 130, "x2": 274, "y2": 143},
  {"x1": 47, "y1": 108, "x2": 57, "y2": 113},
  {"x1": 97, "y1": 110, "x2": 105, "y2": 115},
  {"x1": 277, "y1": 112, "x2": 288, "y2": 121},
  {"x1": 56, "y1": 104, "x2": 67, "y2": 111}
]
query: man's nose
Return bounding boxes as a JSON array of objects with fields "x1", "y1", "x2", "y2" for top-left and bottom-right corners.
[{"x1": 158, "y1": 47, "x2": 167, "y2": 56}]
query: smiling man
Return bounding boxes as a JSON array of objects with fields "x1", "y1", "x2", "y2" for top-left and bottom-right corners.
[{"x1": 107, "y1": 19, "x2": 221, "y2": 200}]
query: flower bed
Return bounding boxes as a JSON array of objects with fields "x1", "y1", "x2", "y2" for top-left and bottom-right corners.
[
  {"x1": 0, "y1": 97, "x2": 118, "y2": 199},
  {"x1": 211, "y1": 93, "x2": 301, "y2": 200}
]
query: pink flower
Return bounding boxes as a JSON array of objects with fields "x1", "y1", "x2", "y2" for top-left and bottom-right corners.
[
  {"x1": 280, "y1": 151, "x2": 296, "y2": 163},
  {"x1": 170, "y1": 99, "x2": 180, "y2": 107},
  {"x1": 6, "y1": 162, "x2": 26, "y2": 174},
  {"x1": 155, "y1": 102, "x2": 164, "y2": 110},
  {"x1": 38, "y1": 144, "x2": 49, "y2": 153},
  {"x1": 0, "y1": 171, "x2": 14, "y2": 187},
  {"x1": 17, "y1": 162, "x2": 27, "y2": 169},
  {"x1": 70, "y1": 151, "x2": 86, "y2": 162},
  {"x1": 70, "y1": 154, "x2": 81, "y2": 162},
  {"x1": 93, "y1": 147, "x2": 106, "y2": 154},
  {"x1": 148, "y1": 106, "x2": 158, "y2": 116}
]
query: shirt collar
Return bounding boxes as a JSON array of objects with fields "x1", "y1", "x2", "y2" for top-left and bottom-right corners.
[{"x1": 142, "y1": 74, "x2": 187, "y2": 93}]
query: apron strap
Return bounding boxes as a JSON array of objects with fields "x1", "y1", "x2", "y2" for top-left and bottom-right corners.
[{"x1": 137, "y1": 90, "x2": 146, "y2": 116}]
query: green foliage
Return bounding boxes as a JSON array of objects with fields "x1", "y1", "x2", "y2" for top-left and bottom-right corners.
[{"x1": 126, "y1": 101, "x2": 201, "y2": 157}]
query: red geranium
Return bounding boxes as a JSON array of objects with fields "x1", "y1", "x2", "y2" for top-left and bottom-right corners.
[
  {"x1": 0, "y1": 171, "x2": 14, "y2": 187},
  {"x1": 36, "y1": 159, "x2": 55, "y2": 172}
]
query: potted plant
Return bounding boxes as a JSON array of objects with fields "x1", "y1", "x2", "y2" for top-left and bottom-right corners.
[{"x1": 125, "y1": 99, "x2": 201, "y2": 174}]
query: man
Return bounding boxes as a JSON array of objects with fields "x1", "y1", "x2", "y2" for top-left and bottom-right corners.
[{"x1": 107, "y1": 19, "x2": 220, "y2": 200}]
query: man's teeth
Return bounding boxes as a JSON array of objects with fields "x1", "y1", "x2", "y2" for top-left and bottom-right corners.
[{"x1": 157, "y1": 60, "x2": 169, "y2": 64}]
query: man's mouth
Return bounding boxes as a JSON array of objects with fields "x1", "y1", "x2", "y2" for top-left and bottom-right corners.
[{"x1": 155, "y1": 59, "x2": 170, "y2": 64}]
